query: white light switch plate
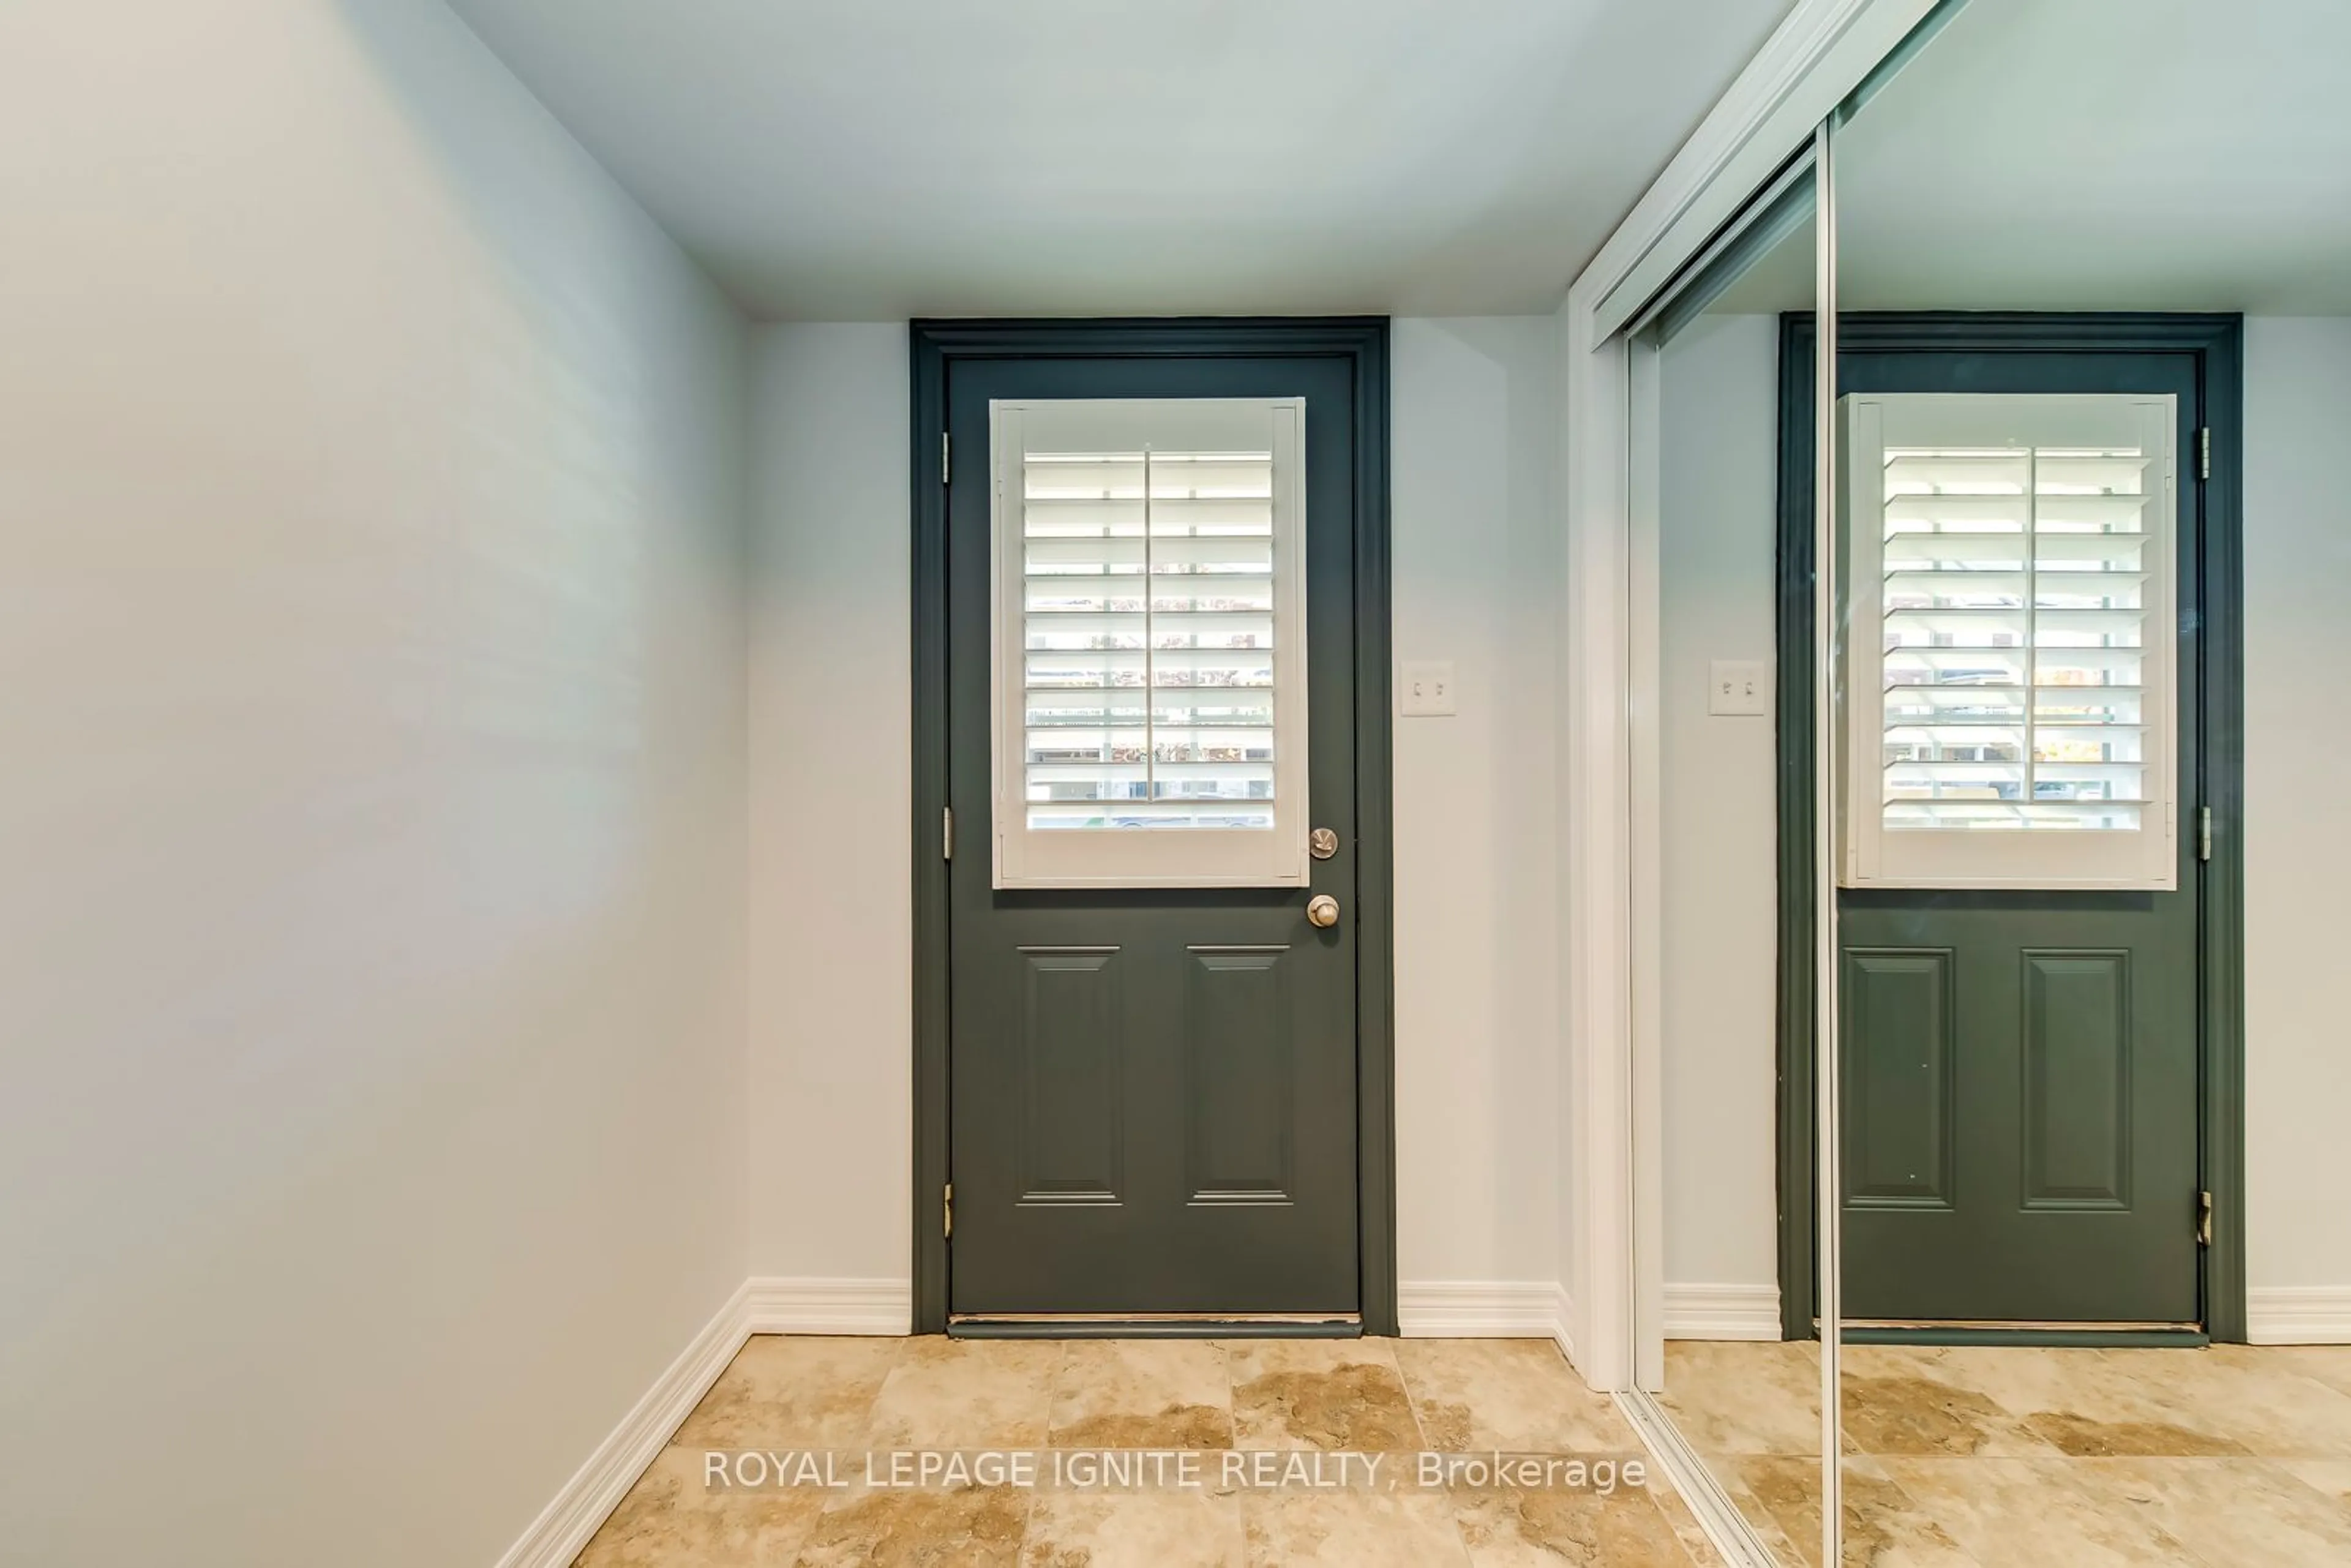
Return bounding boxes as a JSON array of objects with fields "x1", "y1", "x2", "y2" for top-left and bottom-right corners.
[
  {"x1": 1399, "y1": 660, "x2": 1457, "y2": 717},
  {"x1": 1709, "y1": 659, "x2": 1768, "y2": 716}
]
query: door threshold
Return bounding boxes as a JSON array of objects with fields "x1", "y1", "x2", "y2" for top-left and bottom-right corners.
[
  {"x1": 949, "y1": 1311, "x2": 1361, "y2": 1340},
  {"x1": 1819, "y1": 1318, "x2": 2206, "y2": 1349}
]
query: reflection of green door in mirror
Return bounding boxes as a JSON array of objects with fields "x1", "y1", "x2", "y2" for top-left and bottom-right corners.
[{"x1": 1788, "y1": 329, "x2": 2218, "y2": 1329}]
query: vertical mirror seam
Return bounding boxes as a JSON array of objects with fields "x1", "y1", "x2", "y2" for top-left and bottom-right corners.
[{"x1": 1812, "y1": 110, "x2": 1843, "y2": 1568}]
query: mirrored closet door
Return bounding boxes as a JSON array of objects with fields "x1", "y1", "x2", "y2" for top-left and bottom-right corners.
[{"x1": 1832, "y1": 2, "x2": 2351, "y2": 1564}]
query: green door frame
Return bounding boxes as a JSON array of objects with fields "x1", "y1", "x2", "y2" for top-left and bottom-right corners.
[
  {"x1": 907, "y1": 318, "x2": 1398, "y2": 1335},
  {"x1": 1774, "y1": 312, "x2": 2247, "y2": 1343}
]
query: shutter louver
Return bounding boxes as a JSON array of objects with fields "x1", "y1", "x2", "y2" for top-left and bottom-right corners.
[
  {"x1": 1878, "y1": 443, "x2": 2148, "y2": 833},
  {"x1": 1022, "y1": 448, "x2": 1278, "y2": 830},
  {"x1": 1841, "y1": 394, "x2": 2177, "y2": 890},
  {"x1": 989, "y1": 399, "x2": 1308, "y2": 888}
]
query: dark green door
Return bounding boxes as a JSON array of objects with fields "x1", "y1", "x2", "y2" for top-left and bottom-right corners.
[
  {"x1": 1834, "y1": 347, "x2": 2202, "y2": 1326},
  {"x1": 944, "y1": 352, "x2": 1360, "y2": 1318}
]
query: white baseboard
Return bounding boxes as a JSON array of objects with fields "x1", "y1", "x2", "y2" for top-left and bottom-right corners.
[
  {"x1": 743, "y1": 1275, "x2": 913, "y2": 1336},
  {"x1": 1663, "y1": 1283, "x2": 1782, "y2": 1341},
  {"x1": 495, "y1": 1276, "x2": 915, "y2": 1568},
  {"x1": 494, "y1": 1280, "x2": 755, "y2": 1568},
  {"x1": 1399, "y1": 1280, "x2": 1575, "y2": 1349},
  {"x1": 2248, "y1": 1286, "x2": 2351, "y2": 1345}
]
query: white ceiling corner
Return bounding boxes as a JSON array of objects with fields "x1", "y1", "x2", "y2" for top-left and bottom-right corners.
[{"x1": 444, "y1": 0, "x2": 1799, "y2": 320}]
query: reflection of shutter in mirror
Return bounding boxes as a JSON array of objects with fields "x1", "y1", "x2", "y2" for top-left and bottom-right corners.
[
  {"x1": 1023, "y1": 441, "x2": 1277, "y2": 831},
  {"x1": 1879, "y1": 433, "x2": 2150, "y2": 835}
]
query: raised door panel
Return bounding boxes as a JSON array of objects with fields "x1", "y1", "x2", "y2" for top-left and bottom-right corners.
[
  {"x1": 1842, "y1": 948, "x2": 1957, "y2": 1210},
  {"x1": 1016, "y1": 947, "x2": 1123, "y2": 1204},
  {"x1": 2021, "y1": 950, "x2": 2133, "y2": 1210},
  {"x1": 1183, "y1": 945, "x2": 1295, "y2": 1203}
]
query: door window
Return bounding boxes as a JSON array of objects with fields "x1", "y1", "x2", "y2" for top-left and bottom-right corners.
[{"x1": 990, "y1": 398, "x2": 1308, "y2": 888}]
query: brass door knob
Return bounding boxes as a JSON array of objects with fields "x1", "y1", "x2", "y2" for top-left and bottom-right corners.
[{"x1": 1307, "y1": 894, "x2": 1340, "y2": 929}]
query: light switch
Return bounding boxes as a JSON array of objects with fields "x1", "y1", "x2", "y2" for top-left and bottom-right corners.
[
  {"x1": 1709, "y1": 659, "x2": 1768, "y2": 716},
  {"x1": 1399, "y1": 660, "x2": 1457, "y2": 717}
]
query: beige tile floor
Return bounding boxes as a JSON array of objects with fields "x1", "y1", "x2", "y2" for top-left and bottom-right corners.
[
  {"x1": 576, "y1": 1334, "x2": 1722, "y2": 1567},
  {"x1": 1657, "y1": 1340, "x2": 2351, "y2": 1566}
]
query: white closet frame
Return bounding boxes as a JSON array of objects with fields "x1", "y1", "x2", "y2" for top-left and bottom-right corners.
[{"x1": 1559, "y1": 0, "x2": 1946, "y2": 1401}]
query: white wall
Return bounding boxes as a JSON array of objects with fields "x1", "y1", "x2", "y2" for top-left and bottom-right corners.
[
  {"x1": 743, "y1": 317, "x2": 1564, "y2": 1297},
  {"x1": 1390, "y1": 318, "x2": 1563, "y2": 1289},
  {"x1": 746, "y1": 324, "x2": 913, "y2": 1285},
  {"x1": 0, "y1": 4, "x2": 751, "y2": 1564},
  {"x1": 2243, "y1": 317, "x2": 2351, "y2": 1299},
  {"x1": 1655, "y1": 314, "x2": 1783, "y2": 1299},
  {"x1": 1652, "y1": 312, "x2": 2351, "y2": 1319}
]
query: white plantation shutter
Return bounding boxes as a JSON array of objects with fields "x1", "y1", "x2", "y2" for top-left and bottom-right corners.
[
  {"x1": 1839, "y1": 393, "x2": 2177, "y2": 890},
  {"x1": 991, "y1": 399, "x2": 1308, "y2": 888}
]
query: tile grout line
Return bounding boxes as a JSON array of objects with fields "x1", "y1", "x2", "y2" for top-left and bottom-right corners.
[
  {"x1": 1384, "y1": 1339, "x2": 1432, "y2": 1451},
  {"x1": 810, "y1": 1335, "x2": 913, "y2": 1564},
  {"x1": 1213, "y1": 1340, "x2": 1257, "y2": 1562},
  {"x1": 1378, "y1": 1343, "x2": 1480, "y2": 1567},
  {"x1": 1010, "y1": 1340, "x2": 1074, "y2": 1559},
  {"x1": 852, "y1": 1332, "x2": 913, "y2": 1451}
]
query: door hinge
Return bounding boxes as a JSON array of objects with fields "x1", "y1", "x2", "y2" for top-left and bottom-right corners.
[
  {"x1": 2199, "y1": 426, "x2": 2211, "y2": 482},
  {"x1": 2199, "y1": 805, "x2": 2213, "y2": 862},
  {"x1": 2197, "y1": 1189, "x2": 2213, "y2": 1247},
  {"x1": 943, "y1": 1183, "x2": 953, "y2": 1241},
  {"x1": 942, "y1": 431, "x2": 951, "y2": 485},
  {"x1": 943, "y1": 805, "x2": 954, "y2": 861}
]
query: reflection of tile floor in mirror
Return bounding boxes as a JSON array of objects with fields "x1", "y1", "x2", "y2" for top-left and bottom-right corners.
[
  {"x1": 1659, "y1": 1339, "x2": 2351, "y2": 1566},
  {"x1": 576, "y1": 1335, "x2": 1725, "y2": 1567}
]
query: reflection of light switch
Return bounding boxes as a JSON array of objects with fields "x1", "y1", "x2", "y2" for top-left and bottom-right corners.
[
  {"x1": 1709, "y1": 659, "x2": 1768, "y2": 716},
  {"x1": 1399, "y1": 660, "x2": 1457, "y2": 716}
]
